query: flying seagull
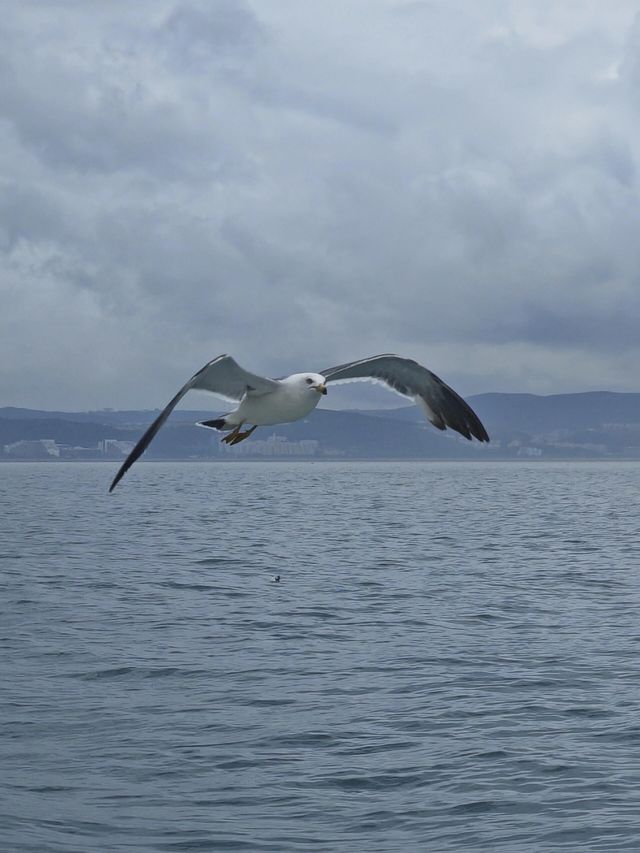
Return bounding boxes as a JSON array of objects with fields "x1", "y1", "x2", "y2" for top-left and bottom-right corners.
[{"x1": 109, "y1": 354, "x2": 489, "y2": 492}]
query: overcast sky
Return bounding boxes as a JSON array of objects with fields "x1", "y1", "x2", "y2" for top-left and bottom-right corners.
[{"x1": 2, "y1": 1, "x2": 640, "y2": 410}]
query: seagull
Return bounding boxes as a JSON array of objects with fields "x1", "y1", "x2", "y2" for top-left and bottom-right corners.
[{"x1": 109, "y1": 353, "x2": 489, "y2": 491}]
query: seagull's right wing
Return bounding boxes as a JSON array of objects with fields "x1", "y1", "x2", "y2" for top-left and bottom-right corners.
[
  {"x1": 109, "y1": 355, "x2": 278, "y2": 492},
  {"x1": 321, "y1": 354, "x2": 489, "y2": 443}
]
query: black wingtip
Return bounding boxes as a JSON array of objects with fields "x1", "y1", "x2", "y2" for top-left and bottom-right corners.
[
  {"x1": 108, "y1": 468, "x2": 125, "y2": 493},
  {"x1": 473, "y1": 418, "x2": 490, "y2": 443},
  {"x1": 466, "y1": 421, "x2": 490, "y2": 443}
]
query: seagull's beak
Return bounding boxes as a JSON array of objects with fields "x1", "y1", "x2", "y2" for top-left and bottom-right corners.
[{"x1": 315, "y1": 383, "x2": 327, "y2": 395}]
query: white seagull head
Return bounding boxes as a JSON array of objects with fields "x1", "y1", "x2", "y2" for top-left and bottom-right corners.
[{"x1": 283, "y1": 372, "x2": 328, "y2": 396}]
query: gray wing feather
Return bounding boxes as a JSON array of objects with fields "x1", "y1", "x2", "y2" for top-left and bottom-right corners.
[
  {"x1": 109, "y1": 355, "x2": 278, "y2": 491},
  {"x1": 189, "y1": 355, "x2": 279, "y2": 399},
  {"x1": 321, "y1": 354, "x2": 489, "y2": 443}
]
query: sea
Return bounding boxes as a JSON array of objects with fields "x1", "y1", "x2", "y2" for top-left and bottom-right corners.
[{"x1": 2, "y1": 460, "x2": 640, "y2": 852}]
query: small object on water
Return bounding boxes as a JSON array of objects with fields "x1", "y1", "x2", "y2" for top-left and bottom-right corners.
[{"x1": 272, "y1": 575, "x2": 281, "y2": 583}]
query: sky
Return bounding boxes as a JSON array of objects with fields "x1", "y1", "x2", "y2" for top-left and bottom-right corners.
[{"x1": 2, "y1": 0, "x2": 640, "y2": 411}]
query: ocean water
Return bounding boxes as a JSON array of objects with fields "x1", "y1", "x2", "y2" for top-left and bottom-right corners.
[{"x1": 2, "y1": 460, "x2": 640, "y2": 852}]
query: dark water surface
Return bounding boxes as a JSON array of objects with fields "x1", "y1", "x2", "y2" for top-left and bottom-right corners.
[{"x1": 2, "y1": 461, "x2": 640, "y2": 851}]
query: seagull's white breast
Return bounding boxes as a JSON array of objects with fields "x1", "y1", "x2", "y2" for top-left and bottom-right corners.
[{"x1": 232, "y1": 379, "x2": 321, "y2": 426}]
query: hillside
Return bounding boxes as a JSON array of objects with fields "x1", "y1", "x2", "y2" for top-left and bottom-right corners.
[{"x1": 3, "y1": 391, "x2": 640, "y2": 460}]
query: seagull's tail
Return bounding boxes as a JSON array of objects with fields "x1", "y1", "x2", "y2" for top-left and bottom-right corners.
[{"x1": 197, "y1": 418, "x2": 228, "y2": 431}]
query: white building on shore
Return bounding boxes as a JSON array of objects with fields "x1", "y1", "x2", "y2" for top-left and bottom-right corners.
[{"x1": 221, "y1": 433, "x2": 319, "y2": 457}]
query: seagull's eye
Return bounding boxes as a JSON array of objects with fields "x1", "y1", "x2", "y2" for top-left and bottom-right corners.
[{"x1": 306, "y1": 378, "x2": 313, "y2": 384}]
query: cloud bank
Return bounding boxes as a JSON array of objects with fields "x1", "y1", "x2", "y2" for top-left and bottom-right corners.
[{"x1": 1, "y1": 1, "x2": 639, "y2": 409}]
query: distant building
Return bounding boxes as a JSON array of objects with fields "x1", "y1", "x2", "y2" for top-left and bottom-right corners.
[
  {"x1": 222, "y1": 433, "x2": 319, "y2": 456},
  {"x1": 59, "y1": 446, "x2": 102, "y2": 460},
  {"x1": 4, "y1": 439, "x2": 60, "y2": 459},
  {"x1": 516, "y1": 446, "x2": 543, "y2": 457},
  {"x1": 98, "y1": 439, "x2": 136, "y2": 457},
  {"x1": 2, "y1": 438, "x2": 140, "y2": 461}
]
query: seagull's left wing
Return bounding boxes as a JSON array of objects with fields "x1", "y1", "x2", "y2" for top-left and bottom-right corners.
[
  {"x1": 109, "y1": 354, "x2": 279, "y2": 492},
  {"x1": 321, "y1": 354, "x2": 489, "y2": 442}
]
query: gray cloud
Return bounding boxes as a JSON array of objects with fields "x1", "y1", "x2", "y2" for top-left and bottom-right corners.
[{"x1": 1, "y1": 1, "x2": 639, "y2": 409}]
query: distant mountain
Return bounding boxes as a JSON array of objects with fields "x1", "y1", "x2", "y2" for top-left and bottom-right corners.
[
  {"x1": 356, "y1": 391, "x2": 640, "y2": 432},
  {"x1": 356, "y1": 391, "x2": 640, "y2": 459},
  {"x1": 0, "y1": 410, "x2": 483, "y2": 461},
  {"x1": 469, "y1": 392, "x2": 640, "y2": 433},
  {"x1": 3, "y1": 391, "x2": 640, "y2": 460},
  {"x1": 0, "y1": 406, "x2": 216, "y2": 426},
  {"x1": 253, "y1": 409, "x2": 483, "y2": 459},
  {"x1": 0, "y1": 417, "x2": 134, "y2": 445}
]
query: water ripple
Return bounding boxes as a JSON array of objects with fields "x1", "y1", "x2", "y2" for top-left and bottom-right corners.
[{"x1": 2, "y1": 461, "x2": 640, "y2": 851}]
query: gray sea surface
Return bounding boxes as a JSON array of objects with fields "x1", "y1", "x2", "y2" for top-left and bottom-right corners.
[{"x1": 2, "y1": 460, "x2": 640, "y2": 852}]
